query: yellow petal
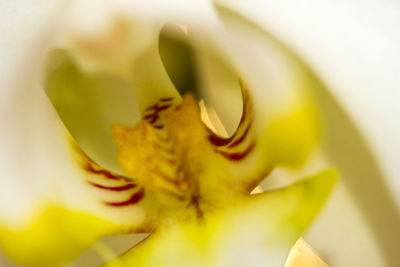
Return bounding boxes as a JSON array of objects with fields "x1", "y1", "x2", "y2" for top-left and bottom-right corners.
[
  {"x1": 211, "y1": 169, "x2": 337, "y2": 267},
  {"x1": 103, "y1": 169, "x2": 337, "y2": 267},
  {"x1": 0, "y1": 207, "x2": 116, "y2": 267}
]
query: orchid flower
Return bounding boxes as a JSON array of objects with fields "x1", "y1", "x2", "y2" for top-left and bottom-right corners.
[{"x1": 0, "y1": 0, "x2": 342, "y2": 266}]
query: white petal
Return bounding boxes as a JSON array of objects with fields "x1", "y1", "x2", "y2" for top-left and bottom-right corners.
[
  {"x1": 0, "y1": 2, "x2": 158, "y2": 265},
  {"x1": 0, "y1": 19, "x2": 148, "y2": 228},
  {"x1": 0, "y1": 0, "x2": 68, "y2": 225},
  {"x1": 188, "y1": 6, "x2": 322, "y2": 191},
  {"x1": 217, "y1": 0, "x2": 400, "y2": 213},
  {"x1": 216, "y1": 0, "x2": 400, "y2": 265}
]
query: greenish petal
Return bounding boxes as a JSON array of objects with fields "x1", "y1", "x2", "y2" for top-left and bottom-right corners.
[{"x1": 45, "y1": 49, "x2": 140, "y2": 173}]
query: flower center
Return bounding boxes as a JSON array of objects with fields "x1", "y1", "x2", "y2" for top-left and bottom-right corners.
[{"x1": 112, "y1": 94, "x2": 225, "y2": 213}]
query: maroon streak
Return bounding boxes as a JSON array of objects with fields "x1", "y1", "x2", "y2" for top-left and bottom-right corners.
[
  {"x1": 145, "y1": 104, "x2": 172, "y2": 112},
  {"x1": 153, "y1": 125, "x2": 164, "y2": 129},
  {"x1": 216, "y1": 141, "x2": 255, "y2": 161},
  {"x1": 208, "y1": 134, "x2": 233, "y2": 147},
  {"x1": 207, "y1": 86, "x2": 252, "y2": 147},
  {"x1": 227, "y1": 121, "x2": 252, "y2": 149},
  {"x1": 143, "y1": 113, "x2": 160, "y2": 124},
  {"x1": 89, "y1": 182, "x2": 136, "y2": 191},
  {"x1": 84, "y1": 163, "x2": 131, "y2": 182},
  {"x1": 105, "y1": 190, "x2": 145, "y2": 207}
]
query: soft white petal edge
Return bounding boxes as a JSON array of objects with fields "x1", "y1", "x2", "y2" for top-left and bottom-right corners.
[
  {"x1": 0, "y1": 0, "x2": 148, "y2": 228},
  {"x1": 216, "y1": 0, "x2": 400, "y2": 210}
]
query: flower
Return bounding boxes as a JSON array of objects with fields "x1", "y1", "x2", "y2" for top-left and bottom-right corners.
[{"x1": 0, "y1": 0, "x2": 345, "y2": 266}]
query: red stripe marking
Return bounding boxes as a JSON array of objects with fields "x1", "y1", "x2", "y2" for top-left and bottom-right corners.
[
  {"x1": 143, "y1": 113, "x2": 160, "y2": 124},
  {"x1": 216, "y1": 141, "x2": 255, "y2": 161},
  {"x1": 84, "y1": 163, "x2": 131, "y2": 182},
  {"x1": 89, "y1": 182, "x2": 136, "y2": 191},
  {"x1": 207, "y1": 83, "x2": 252, "y2": 147},
  {"x1": 105, "y1": 189, "x2": 145, "y2": 207},
  {"x1": 73, "y1": 142, "x2": 132, "y2": 182},
  {"x1": 143, "y1": 114, "x2": 153, "y2": 120},
  {"x1": 145, "y1": 103, "x2": 159, "y2": 111},
  {"x1": 145, "y1": 104, "x2": 172, "y2": 112},
  {"x1": 227, "y1": 120, "x2": 252, "y2": 148},
  {"x1": 153, "y1": 125, "x2": 164, "y2": 129},
  {"x1": 143, "y1": 102, "x2": 173, "y2": 129},
  {"x1": 208, "y1": 134, "x2": 233, "y2": 146},
  {"x1": 207, "y1": 111, "x2": 251, "y2": 147},
  {"x1": 155, "y1": 104, "x2": 172, "y2": 112},
  {"x1": 238, "y1": 97, "x2": 249, "y2": 125}
]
